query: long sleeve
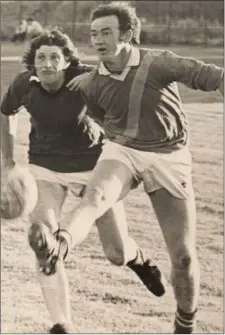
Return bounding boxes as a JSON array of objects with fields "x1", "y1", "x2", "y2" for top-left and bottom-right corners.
[{"x1": 164, "y1": 51, "x2": 224, "y2": 91}]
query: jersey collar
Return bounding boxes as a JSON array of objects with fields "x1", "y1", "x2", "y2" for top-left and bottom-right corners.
[{"x1": 98, "y1": 46, "x2": 140, "y2": 81}]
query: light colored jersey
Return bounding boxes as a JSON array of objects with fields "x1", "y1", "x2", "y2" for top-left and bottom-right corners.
[{"x1": 81, "y1": 47, "x2": 223, "y2": 153}]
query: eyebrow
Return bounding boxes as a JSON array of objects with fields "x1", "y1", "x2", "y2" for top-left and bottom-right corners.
[
  {"x1": 37, "y1": 52, "x2": 59, "y2": 55},
  {"x1": 91, "y1": 27, "x2": 112, "y2": 33}
]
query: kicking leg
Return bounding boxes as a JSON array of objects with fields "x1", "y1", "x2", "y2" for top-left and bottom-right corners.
[
  {"x1": 39, "y1": 160, "x2": 134, "y2": 275},
  {"x1": 149, "y1": 188, "x2": 200, "y2": 333},
  {"x1": 63, "y1": 160, "x2": 133, "y2": 244},
  {"x1": 29, "y1": 180, "x2": 72, "y2": 331}
]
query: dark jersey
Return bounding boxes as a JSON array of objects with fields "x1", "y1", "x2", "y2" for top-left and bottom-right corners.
[{"x1": 1, "y1": 64, "x2": 104, "y2": 172}]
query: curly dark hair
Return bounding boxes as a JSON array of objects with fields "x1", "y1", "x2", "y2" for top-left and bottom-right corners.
[
  {"x1": 23, "y1": 29, "x2": 80, "y2": 70},
  {"x1": 91, "y1": 2, "x2": 141, "y2": 45}
]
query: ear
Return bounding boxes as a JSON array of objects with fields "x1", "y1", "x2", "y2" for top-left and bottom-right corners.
[{"x1": 122, "y1": 29, "x2": 133, "y2": 43}]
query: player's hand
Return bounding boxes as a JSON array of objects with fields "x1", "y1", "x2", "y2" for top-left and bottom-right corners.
[
  {"x1": 66, "y1": 73, "x2": 90, "y2": 91},
  {"x1": 82, "y1": 116, "x2": 104, "y2": 147}
]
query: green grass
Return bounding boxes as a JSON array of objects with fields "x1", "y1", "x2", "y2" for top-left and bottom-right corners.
[{"x1": 1, "y1": 46, "x2": 224, "y2": 334}]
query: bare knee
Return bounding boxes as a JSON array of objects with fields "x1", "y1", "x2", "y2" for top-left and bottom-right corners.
[
  {"x1": 103, "y1": 245, "x2": 125, "y2": 266},
  {"x1": 83, "y1": 187, "x2": 106, "y2": 205},
  {"x1": 81, "y1": 187, "x2": 113, "y2": 217},
  {"x1": 172, "y1": 249, "x2": 198, "y2": 272}
]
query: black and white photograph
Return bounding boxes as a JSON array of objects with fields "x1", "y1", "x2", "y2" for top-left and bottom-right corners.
[{"x1": 0, "y1": 1, "x2": 224, "y2": 334}]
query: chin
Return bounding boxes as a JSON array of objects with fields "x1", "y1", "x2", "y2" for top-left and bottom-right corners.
[
  {"x1": 43, "y1": 77, "x2": 56, "y2": 85},
  {"x1": 42, "y1": 81, "x2": 53, "y2": 87},
  {"x1": 100, "y1": 55, "x2": 115, "y2": 63},
  {"x1": 98, "y1": 55, "x2": 108, "y2": 62}
]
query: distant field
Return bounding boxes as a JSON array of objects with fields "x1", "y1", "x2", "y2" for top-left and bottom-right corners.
[{"x1": 1, "y1": 45, "x2": 224, "y2": 334}]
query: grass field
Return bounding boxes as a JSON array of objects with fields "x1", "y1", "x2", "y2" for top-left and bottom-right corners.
[{"x1": 1, "y1": 44, "x2": 224, "y2": 334}]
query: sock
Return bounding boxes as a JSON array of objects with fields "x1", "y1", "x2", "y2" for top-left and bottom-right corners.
[
  {"x1": 174, "y1": 305, "x2": 197, "y2": 334},
  {"x1": 127, "y1": 249, "x2": 145, "y2": 267},
  {"x1": 54, "y1": 230, "x2": 72, "y2": 260}
]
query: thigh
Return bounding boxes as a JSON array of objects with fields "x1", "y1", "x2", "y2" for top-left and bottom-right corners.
[
  {"x1": 30, "y1": 180, "x2": 67, "y2": 231},
  {"x1": 85, "y1": 159, "x2": 135, "y2": 203},
  {"x1": 149, "y1": 188, "x2": 197, "y2": 262}
]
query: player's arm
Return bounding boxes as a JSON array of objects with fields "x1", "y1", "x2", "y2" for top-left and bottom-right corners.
[
  {"x1": 66, "y1": 62, "x2": 97, "y2": 91},
  {"x1": 163, "y1": 51, "x2": 224, "y2": 95},
  {"x1": 66, "y1": 63, "x2": 98, "y2": 91},
  {"x1": 77, "y1": 62, "x2": 96, "y2": 74},
  {"x1": 78, "y1": 105, "x2": 105, "y2": 147},
  {"x1": 1, "y1": 74, "x2": 26, "y2": 168},
  {"x1": 1, "y1": 113, "x2": 17, "y2": 168}
]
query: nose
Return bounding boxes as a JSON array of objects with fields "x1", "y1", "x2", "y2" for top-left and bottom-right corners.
[
  {"x1": 44, "y1": 59, "x2": 52, "y2": 68},
  {"x1": 94, "y1": 34, "x2": 104, "y2": 45}
]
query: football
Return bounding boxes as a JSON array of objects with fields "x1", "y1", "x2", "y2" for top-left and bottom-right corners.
[{"x1": 1, "y1": 164, "x2": 38, "y2": 220}]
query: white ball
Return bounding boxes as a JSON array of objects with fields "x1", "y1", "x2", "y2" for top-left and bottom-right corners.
[{"x1": 1, "y1": 164, "x2": 38, "y2": 220}]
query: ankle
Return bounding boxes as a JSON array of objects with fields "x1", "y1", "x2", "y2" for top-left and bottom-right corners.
[
  {"x1": 174, "y1": 305, "x2": 197, "y2": 334},
  {"x1": 54, "y1": 229, "x2": 72, "y2": 260},
  {"x1": 127, "y1": 249, "x2": 145, "y2": 267}
]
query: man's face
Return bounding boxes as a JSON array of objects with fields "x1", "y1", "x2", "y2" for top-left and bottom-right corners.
[
  {"x1": 35, "y1": 45, "x2": 69, "y2": 85},
  {"x1": 91, "y1": 15, "x2": 126, "y2": 62}
]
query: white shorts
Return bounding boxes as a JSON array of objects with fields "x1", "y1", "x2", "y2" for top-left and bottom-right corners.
[
  {"x1": 98, "y1": 141, "x2": 193, "y2": 199},
  {"x1": 29, "y1": 164, "x2": 92, "y2": 197}
]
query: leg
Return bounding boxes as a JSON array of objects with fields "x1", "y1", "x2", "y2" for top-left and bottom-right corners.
[
  {"x1": 96, "y1": 201, "x2": 166, "y2": 297},
  {"x1": 60, "y1": 160, "x2": 134, "y2": 249},
  {"x1": 38, "y1": 159, "x2": 134, "y2": 276},
  {"x1": 149, "y1": 188, "x2": 199, "y2": 333},
  {"x1": 29, "y1": 180, "x2": 72, "y2": 329},
  {"x1": 96, "y1": 200, "x2": 138, "y2": 266}
]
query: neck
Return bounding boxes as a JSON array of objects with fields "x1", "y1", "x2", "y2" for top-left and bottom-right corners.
[
  {"x1": 104, "y1": 44, "x2": 132, "y2": 74},
  {"x1": 41, "y1": 73, "x2": 65, "y2": 92}
]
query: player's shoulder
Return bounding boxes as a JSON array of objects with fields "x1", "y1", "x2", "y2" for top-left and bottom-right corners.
[
  {"x1": 140, "y1": 47, "x2": 171, "y2": 61},
  {"x1": 65, "y1": 61, "x2": 95, "y2": 82},
  {"x1": 12, "y1": 70, "x2": 33, "y2": 90},
  {"x1": 139, "y1": 48, "x2": 175, "y2": 73}
]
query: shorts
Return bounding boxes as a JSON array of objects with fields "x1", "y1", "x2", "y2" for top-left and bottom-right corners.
[
  {"x1": 29, "y1": 164, "x2": 92, "y2": 197},
  {"x1": 98, "y1": 141, "x2": 193, "y2": 199}
]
